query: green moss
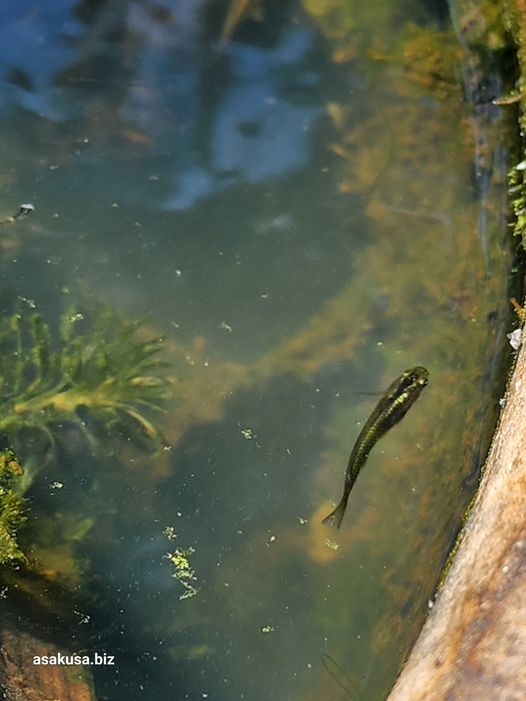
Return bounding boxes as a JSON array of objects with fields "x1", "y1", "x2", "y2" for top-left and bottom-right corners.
[
  {"x1": 499, "y1": 0, "x2": 526, "y2": 252},
  {"x1": 508, "y1": 164, "x2": 526, "y2": 242},
  {"x1": 0, "y1": 450, "x2": 26, "y2": 564}
]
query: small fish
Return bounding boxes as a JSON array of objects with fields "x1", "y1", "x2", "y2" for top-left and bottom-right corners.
[{"x1": 323, "y1": 366, "x2": 429, "y2": 528}]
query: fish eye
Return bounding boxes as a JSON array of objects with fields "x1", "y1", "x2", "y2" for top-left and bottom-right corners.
[
  {"x1": 408, "y1": 369, "x2": 428, "y2": 387},
  {"x1": 403, "y1": 367, "x2": 429, "y2": 389}
]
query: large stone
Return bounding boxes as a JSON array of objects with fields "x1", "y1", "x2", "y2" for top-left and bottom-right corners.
[{"x1": 387, "y1": 336, "x2": 526, "y2": 700}]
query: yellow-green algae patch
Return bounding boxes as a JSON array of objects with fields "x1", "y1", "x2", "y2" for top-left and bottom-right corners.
[{"x1": 0, "y1": 450, "x2": 25, "y2": 565}]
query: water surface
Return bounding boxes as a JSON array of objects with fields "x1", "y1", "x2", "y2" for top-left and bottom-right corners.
[{"x1": 0, "y1": 1, "x2": 517, "y2": 700}]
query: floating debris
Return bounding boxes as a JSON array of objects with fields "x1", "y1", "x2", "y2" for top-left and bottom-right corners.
[
  {"x1": 163, "y1": 526, "x2": 177, "y2": 541},
  {"x1": 0, "y1": 203, "x2": 34, "y2": 226},
  {"x1": 325, "y1": 539, "x2": 340, "y2": 551},
  {"x1": 507, "y1": 329, "x2": 522, "y2": 350},
  {"x1": 261, "y1": 625, "x2": 275, "y2": 634},
  {"x1": 241, "y1": 428, "x2": 254, "y2": 440},
  {"x1": 165, "y1": 547, "x2": 199, "y2": 600},
  {"x1": 17, "y1": 296, "x2": 36, "y2": 309},
  {"x1": 74, "y1": 609, "x2": 91, "y2": 624},
  {"x1": 265, "y1": 534, "x2": 277, "y2": 547}
]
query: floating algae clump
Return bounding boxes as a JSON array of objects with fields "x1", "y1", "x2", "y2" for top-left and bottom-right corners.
[{"x1": 165, "y1": 546, "x2": 199, "y2": 601}]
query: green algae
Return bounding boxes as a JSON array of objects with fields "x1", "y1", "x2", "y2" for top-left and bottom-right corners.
[
  {"x1": 0, "y1": 302, "x2": 169, "y2": 583},
  {"x1": 0, "y1": 450, "x2": 25, "y2": 564},
  {"x1": 0, "y1": 304, "x2": 168, "y2": 485}
]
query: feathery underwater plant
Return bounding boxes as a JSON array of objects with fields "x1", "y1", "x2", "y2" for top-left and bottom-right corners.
[
  {"x1": 0, "y1": 304, "x2": 169, "y2": 490},
  {"x1": 0, "y1": 303, "x2": 170, "y2": 564},
  {"x1": 0, "y1": 449, "x2": 25, "y2": 564}
]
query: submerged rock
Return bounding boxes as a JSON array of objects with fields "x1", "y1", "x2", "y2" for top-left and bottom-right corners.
[{"x1": 0, "y1": 613, "x2": 95, "y2": 701}]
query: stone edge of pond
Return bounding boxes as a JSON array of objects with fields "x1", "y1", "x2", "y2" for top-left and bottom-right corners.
[
  {"x1": 383, "y1": 4, "x2": 526, "y2": 697},
  {"x1": 385, "y1": 331, "x2": 526, "y2": 700}
]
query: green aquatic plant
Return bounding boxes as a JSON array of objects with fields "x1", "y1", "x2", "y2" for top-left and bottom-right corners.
[
  {"x1": 508, "y1": 164, "x2": 526, "y2": 242},
  {"x1": 0, "y1": 303, "x2": 170, "y2": 571},
  {"x1": 0, "y1": 304, "x2": 169, "y2": 489},
  {"x1": 0, "y1": 449, "x2": 26, "y2": 564}
]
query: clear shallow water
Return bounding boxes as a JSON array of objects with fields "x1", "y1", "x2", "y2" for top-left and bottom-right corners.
[{"x1": 0, "y1": 1, "x2": 517, "y2": 700}]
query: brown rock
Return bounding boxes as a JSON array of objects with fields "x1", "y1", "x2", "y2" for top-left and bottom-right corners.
[
  {"x1": 0, "y1": 614, "x2": 95, "y2": 701},
  {"x1": 387, "y1": 336, "x2": 526, "y2": 700}
]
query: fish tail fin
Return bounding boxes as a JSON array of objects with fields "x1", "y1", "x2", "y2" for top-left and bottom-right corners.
[{"x1": 322, "y1": 497, "x2": 348, "y2": 529}]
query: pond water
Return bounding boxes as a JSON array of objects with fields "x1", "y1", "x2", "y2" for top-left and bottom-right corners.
[{"x1": 0, "y1": 1, "x2": 518, "y2": 700}]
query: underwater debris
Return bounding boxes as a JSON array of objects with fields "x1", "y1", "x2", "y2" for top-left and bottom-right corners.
[
  {"x1": 493, "y1": 91, "x2": 526, "y2": 105},
  {"x1": 0, "y1": 203, "x2": 34, "y2": 226},
  {"x1": 260, "y1": 624, "x2": 275, "y2": 634},
  {"x1": 510, "y1": 296, "x2": 526, "y2": 322},
  {"x1": 219, "y1": 0, "x2": 263, "y2": 49},
  {"x1": 163, "y1": 525, "x2": 177, "y2": 540},
  {"x1": 507, "y1": 328, "x2": 522, "y2": 350}
]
